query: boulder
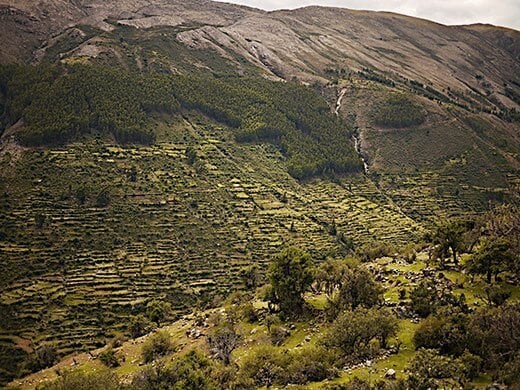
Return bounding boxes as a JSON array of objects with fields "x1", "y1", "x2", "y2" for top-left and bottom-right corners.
[{"x1": 385, "y1": 369, "x2": 396, "y2": 379}]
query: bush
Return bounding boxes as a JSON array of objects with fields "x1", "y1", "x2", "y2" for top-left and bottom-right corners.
[
  {"x1": 129, "y1": 314, "x2": 153, "y2": 338},
  {"x1": 239, "y1": 302, "x2": 258, "y2": 323},
  {"x1": 98, "y1": 347, "x2": 119, "y2": 368},
  {"x1": 407, "y1": 348, "x2": 481, "y2": 388},
  {"x1": 496, "y1": 352, "x2": 520, "y2": 386},
  {"x1": 333, "y1": 267, "x2": 382, "y2": 312},
  {"x1": 467, "y1": 302, "x2": 520, "y2": 369},
  {"x1": 141, "y1": 331, "x2": 176, "y2": 363},
  {"x1": 407, "y1": 349, "x2": 459, "y2": 388},
  {"x1": 409, "y1": 279, "x2": 466, "y2": 318},
  {"x1": 35, "y1": 344, "x2": 58, "y2": 369},
  {"x1": 207, "y1": 323, "x2": 241, "y2": 365},
  {"x1": 322, "y1": 307, "x2": 398, "y2": 359},
  {"x1": 238, "y1": 345, "x2": 289, "y2": 387},
  {"x1": 131, "y1": 350, "x2": 218, "y2": 390},
  {"x1": 356, "y1": 242, "x2": 393, "y2": 262},
  {"x1": 146, "y1": 300, "x2": 172, "y2": 325},
  {"x1": 286, "y1": 345, "x2": 339, "y2": 384},
  {"x1": 238, "y1": 344, "x2": 338, "y2": 387},
  {"x1": 413, "y1": 311, "x2": 469, "y2": 356}
]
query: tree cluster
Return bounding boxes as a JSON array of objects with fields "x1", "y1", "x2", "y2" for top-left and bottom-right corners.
[{"x1": 0, "y1": 64, "x2": 363, "y2": 180}]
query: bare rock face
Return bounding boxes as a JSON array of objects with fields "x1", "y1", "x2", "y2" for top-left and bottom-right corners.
[
  {"x1": 0, "y1": 0, "x2": 263, "y2": 63},
  {"x1": 0, "y1": 0, "x2": 518, "y2": 107}
]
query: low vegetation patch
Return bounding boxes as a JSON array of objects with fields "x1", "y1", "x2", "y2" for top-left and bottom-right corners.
[{"x1": 371, "y1": 93, "x2": 425, "y2": 128}]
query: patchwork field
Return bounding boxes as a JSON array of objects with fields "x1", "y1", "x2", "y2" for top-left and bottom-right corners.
[{"x1": 0, "y1": 112, "x2": 431, "y2": 381}]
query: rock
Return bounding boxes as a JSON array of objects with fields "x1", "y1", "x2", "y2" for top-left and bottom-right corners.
[
  {"x1": 289, "y1": 323, "x2": 296, "y2": 330},
  {"x1": 385, "y1": 369, "x2": 396, "y2": 379},
  {"x1": 304, "y1": 335, "x2": 311, "y2": 342}
]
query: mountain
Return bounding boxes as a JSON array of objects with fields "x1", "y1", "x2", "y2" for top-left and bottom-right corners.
[{"x1": 0, "y1": 0, "x2": 519, "y2": 386}]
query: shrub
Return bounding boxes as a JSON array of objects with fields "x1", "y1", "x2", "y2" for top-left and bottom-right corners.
[
  {"x1": 35, "y1": 344, "x2": 58, "y2": 369},
  {"x1": 141, "y1": 331, "x2": 176, "y2": 363},
  {"x1": 497, "y1": 352, "x2": 520, "y2": 386},
  {"x1": 131, "y1": 350, "x2": 218, "y2": 390},
  {"x1": 238, "y1": 345, "x2": 289, "y2": 387},
  {"x1": 333, "y1": 267, "x2": 382, "y2": 312},
  {"x1": 356, "y1": 242, "x2": 393, "y2": 262},
  {"x1": 129, "y1": 314, "x2": 153, "y2": 338},
  {"x1": 98, "y1": 347, "x2": 119, "y2": 368},
  {"x1": 286, "y1": 345, "x2": 339, "y2": 384},
  {"x1": 413, "y1": 311, "x2": 469, "y2": 356},
  {"x1": 322, "y1": 307, "x2": 397, "y2": 360},
  {"x1": 407, "y1": 349, "x2": 459, "y2": 388},
  {"x1": 146, "y1": 299, "x2": 172, "y2": 325},
  {"x1": 407, "y1": 348, "x2": 481, "y2": 388},
  {"x1": 207, "y1": 323, "x2": 241, "y2": 365},
  {"x1": 238, "y1": 344, "x2": 338, "y2": 387}
]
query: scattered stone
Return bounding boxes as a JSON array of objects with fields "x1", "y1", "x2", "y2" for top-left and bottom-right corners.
[{"x1": 385, "y1": 369, "x2": 396, "y2": 379}]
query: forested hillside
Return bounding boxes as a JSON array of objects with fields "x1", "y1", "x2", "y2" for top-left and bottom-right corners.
[{"x1": 0, "y1": 0, "x2": 518, "y2": 387}]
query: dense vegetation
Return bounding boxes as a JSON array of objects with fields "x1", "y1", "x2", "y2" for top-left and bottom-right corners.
[
  {"x1": 0, "y1": 64, "x2": 362, "y2": 179},
  {"x1": 371, "y1": 93, "x2": 425, "y2": 128}
]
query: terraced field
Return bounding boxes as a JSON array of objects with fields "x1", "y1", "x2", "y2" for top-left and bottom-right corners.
[
  {"x1": 0, "y1": 109, "x2": 516, "y2": 383},
  {"x1": 0, "y1": 113, "x2": 426, "y2": 374}
]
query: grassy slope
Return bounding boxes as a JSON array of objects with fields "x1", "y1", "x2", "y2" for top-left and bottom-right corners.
[
  {"x1": 8, "y1": 252, "x2": 519, "y2": 389},
  {"x1": 332, "y1": 78, "x2": 520, "y2": 226}
]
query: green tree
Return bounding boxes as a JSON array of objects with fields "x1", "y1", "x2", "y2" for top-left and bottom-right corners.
[
  {"x1": 413, "y1": 310, "x2": 469, "y2": 356},
  {"x1": 131, "y1": 350, "x2": 218, "y2": 390},
  {"x1": 129, "y1": 314, "x2": 153, "y2": 338},
  {"x1": 268, "y1": 247, "x2": 313, "y2": 315},
  {"x1": 467, "y1": 237, "x2": 515, "y2": 283},
  {"x1": 334, "y1": 267, "x2": 382, "y2": 311},
  {"x1": 431, "y1": 220, "x2": 465, "y2": 268},
  {"x1": 146, "y1": 299, "x2": 172, "y2": 326},
  {"x1": 314, "y1": 258, "x2": 350, "y2": 299},
  {"x1": 322, "y1": 307, "x2": 397, "y2": 358},
  {"x1": 98, "y1": 347, "x2": 119, "y2": 368},
  {"x1": 407, "y1": 349, "x2": 461, "y2": 389}
]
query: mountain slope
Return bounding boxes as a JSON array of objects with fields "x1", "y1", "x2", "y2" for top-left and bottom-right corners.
[{"x1": 0, "y1": 0, "x2": 519, "y2": 386}]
